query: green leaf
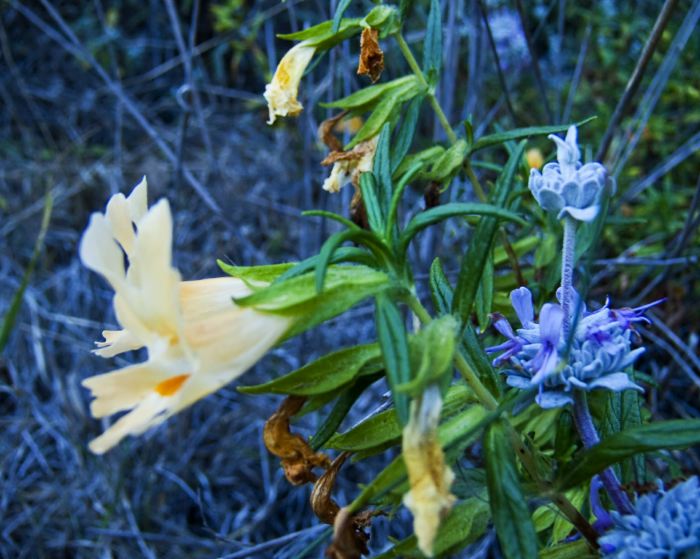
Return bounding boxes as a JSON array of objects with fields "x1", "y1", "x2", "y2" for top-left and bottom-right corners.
[
  {"x1": 429, "y1": 257, "x2": 453, "y2": 314},
  {"x1": 423, "y1": 0, "x2": 442, "y2": 83},
  {"x1": 428, "y1": 259, "x2": 501, "y2": 397},
  {"x1": 326, "y1": 383, "x2": 474, "y2": 453},
  {"x1": 348, "y1": 93, "x2": 400, "y2": 148},
  {"x1": 391, "y1": 95, "x2": 423, "y2": 173},
  {"x1": 484, "y1": 420, "x2": 539, "y2": 559},
  {"x1": 469, "y1": 117, "x2": 596, "y2": 154},
  {"x1": 373, "y1": 123, "x2": 394, "y2": 213},
  {"x1": 235, "y1": 265, "x2": 389, "y2": 339},
  {"x1": 556, "y1": 419, "x2": 700, "y2": 491},
  {"x1": 538, "y1": 540, "x2": 597, "y2": 559},
  {"x1": 1, "y1": 191, "x2": 52, "y2": 353},
  {"x1": 375, "y1": 293, "x2": 412, "y2": 425},
  {"x1": 310, "y1": 374, "x2": 381, "y2": 450},
  {"x1": 277, "y1": 17, "x2": 363, "y2": 50},
  {"x1": 331, "y1": 0, "x2": 352, "y2": 33},
  {"x1": 238, "y1": 343, "x2": 381, "y2": 395},
  {"x1": 552, "y1": 486, "x2": 586, "y2": 543},
  {"x1": 359, "y1": 172, "x2": 386, "y2": 234},
  {"x1": 399, "y1": 202, "x2": 526, "y2": 256},
  {"x1": 374, "y1": 497, "x2": 490, "y2": 558},
  {"x1": 321, "y1": 76, "x2": 417, "y2": 110},
  {"x1": 475, "y1": 252, "x2": 494, "y2": 331},
  {"x1": 452, "y1": 141, "x2": 525, "y2": 327}
]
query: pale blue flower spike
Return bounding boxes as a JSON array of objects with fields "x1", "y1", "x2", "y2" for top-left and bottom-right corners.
[
  {"x1": 529, "y1": 125, "x2": 608, "y2": 223},
  {"x1": 599, "y1": 476, "x2": 700, "y2": 558}
]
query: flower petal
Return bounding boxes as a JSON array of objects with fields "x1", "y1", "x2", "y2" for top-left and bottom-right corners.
[
  {"x1": 588, "y1": 372, "x2": 644, "y2": 393},
  {"x1": 510, "y1": 287, "x2": 534, "y2": 326}
]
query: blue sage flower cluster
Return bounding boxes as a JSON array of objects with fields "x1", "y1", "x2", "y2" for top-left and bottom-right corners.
[
  {"x1": 529, "y1": 126, "x2": 613, "y2": 222},
  {"x1": 598, "y1": 477, "x2": 700, "y2": 558},
  {"x1": 486, "y1": 287, "x2": 657, "y2": 408}
]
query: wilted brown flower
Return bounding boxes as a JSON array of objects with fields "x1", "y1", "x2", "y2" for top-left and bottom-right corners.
[
  {"x1": 321, "y1": 136, "x2": 378, "y2": 193},
  {"x1": 326, "y1": 507, "x2": 371, "y2": 559},
  {"x1": 357, "y1": 28, "x2": 384, "y2": 83},
  {"x1": 402, "y1": 386, "x2": 456, "y2": 557},
  {"x1": 311, "y1": 452, "x2": 350, "y2": 524},
  {"x1": 263, "y1": 396, "x2": 331, "y2": 485}
]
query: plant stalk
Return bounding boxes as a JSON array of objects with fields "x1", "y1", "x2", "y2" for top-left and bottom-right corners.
[
  {"x1": 561, "y1": 216, "x2": 577, "y2": 338},
  {"x1": 572, "y1": 390, "x2": 634, "y2": 514}
]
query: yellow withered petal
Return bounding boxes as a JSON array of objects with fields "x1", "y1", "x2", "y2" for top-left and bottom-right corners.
[{"x1": 263, "y1": 41, "x2": 316, "y2": 125}]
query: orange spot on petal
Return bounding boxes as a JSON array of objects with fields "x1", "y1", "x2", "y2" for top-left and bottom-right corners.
[{"x1": 154, "y1": 374, "x2": 190, "y2": 397}]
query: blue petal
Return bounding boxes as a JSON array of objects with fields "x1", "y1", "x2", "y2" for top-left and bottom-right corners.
[
  {"x1": 535, "y1": 391, "x2": 572, "y2": 409},
  {"x1": 510, "y1": 287, "x2": 534, "y2": 326},
  {"x1": 539, "y1": 303, "x2": 564, "y2": 344},
  {"x1": 588, "y1": 372, "x2": 644, "y2": 393}
]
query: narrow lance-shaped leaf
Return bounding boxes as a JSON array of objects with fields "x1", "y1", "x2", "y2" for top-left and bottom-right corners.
[
  {"x1": 452, "y1": 140, "x2": 525, "y2": 328},
  {"x1": 399, "y1": 202, "x2": 526, "y2": 256},
  {"x1": 423, "y1": 0, "x2": 442, "y2": 83},
  {"x1": 331, "y1": 0, "x2": 353, "y2": 32},
  {"x1": 484, "y1": 420, "x2": 539, "y2": 559},
  {"x1": 375, "y1": 293, "x2": 411, "y2": 426},
  {"x1": 469, "y1": 116, "x2": 596, "y2": 154},
  {"x1": 359, "y1": 172, "x2": 386, "y2": 234},
  {"x1": 391, "y1": 95, "x2": 423, "y2": 173},
  {"x1": 238, "y1": 343, "x2": 381, "y2": 396},
  {"x1": 373, "y1": 123, "x2": 393, "y2": 214},
  {"x1": 556, "y1": 419, "x2": 700, "y2": 491}
]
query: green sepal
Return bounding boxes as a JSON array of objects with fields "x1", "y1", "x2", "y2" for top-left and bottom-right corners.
[
  {"x1": 393, "y1": 145, "x2": 445, "y2": 179},
  {"x1": 394, "y1": 315, "x2": 458, "y2": 396},
  {"x1": 238, "y1": 343, "x2": 382, "y2": 396},
  {"x1": 217, "y1": 260, "x2": 294, "y2": 284},
  {"x1": 421, "y1": 139, "x2": 468, "y2": 182}
]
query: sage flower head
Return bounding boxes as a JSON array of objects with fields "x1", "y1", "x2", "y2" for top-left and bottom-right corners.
[
  {"x1": 598, "y1": 477, "x2": 700, "y2": 558},
  {"x1": 486, "y1": 287, "x2": 658, "y2": 408},
  {"x1": 80, "y1": 178, "x2": 291, "y2": 453},
  {"x1": 528, "y1": 125, "x2": 612, "y2": 222},
  {"x1": 402, "y1": 385, "x2": 456, "y2": 557},
  {"x1": 263, "y1": 41, "x2": 316, "y2": 125}
]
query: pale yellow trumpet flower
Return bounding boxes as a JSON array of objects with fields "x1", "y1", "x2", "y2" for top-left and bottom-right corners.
[
  {"x1": 80, "y1": 178, "x2": 290, "y2": 453},
  {"x1": 264, "y1": 41, "x2": 316, "y2": 125}
]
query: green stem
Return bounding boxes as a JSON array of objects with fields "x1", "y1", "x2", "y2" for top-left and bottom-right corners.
[
  {"x1": 394, "y1": 33, "x2": 458, "y2": 145},
  {"x1": 463, "y1": 161, "x2": 487, "y2": 202}
]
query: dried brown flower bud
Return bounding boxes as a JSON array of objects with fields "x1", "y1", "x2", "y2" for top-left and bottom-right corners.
[
  {"x1": 357, "y1": 28, "x2": 384, "y2": 83},
  {"x1": 263, "y1": 396, "x2": 331, "y2": 485},
  {"x1": 311, "y1": 452, "x2": 350, "y2": 525},
  {"x1": 326, "y1": 507, "x2": 370, "y2": 559}
]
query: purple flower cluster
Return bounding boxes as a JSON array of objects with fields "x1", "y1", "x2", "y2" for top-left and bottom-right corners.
[{"x1": 486, "y1": 287, "x2": 659, "y2": 408}]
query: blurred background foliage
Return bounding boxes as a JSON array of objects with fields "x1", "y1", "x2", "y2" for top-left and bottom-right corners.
[{"x1": 0, "y1": 0, "x2": 698, "y2": 557}]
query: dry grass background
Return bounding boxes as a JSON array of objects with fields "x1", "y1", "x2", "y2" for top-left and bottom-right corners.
[{"x1": 1, "y1": 1, "x2": 698, "y2": 558}]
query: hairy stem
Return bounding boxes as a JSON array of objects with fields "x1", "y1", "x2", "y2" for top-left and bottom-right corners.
[
  {"x1": 561, "y1": 216, "x2": 577, "y2": 338},
  {"x1": 572, "y1": 391, "x2": 634, "y2": 514},
  {"x1": 394, "y1": 33, "x2": 458, "y2": 145}
]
